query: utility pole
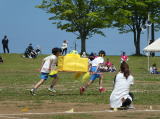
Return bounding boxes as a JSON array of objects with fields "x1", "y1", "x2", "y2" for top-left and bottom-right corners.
[{"x1": 147, "y1": 12, "x2": 151, "y2": 71}]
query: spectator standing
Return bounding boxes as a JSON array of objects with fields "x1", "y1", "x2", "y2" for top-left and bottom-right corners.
[
  {"x1": 61, "y1": 40, "x2": 68, "y2": 55},
  {"x1": 121, "y1": 52, "x2": 128, "y2": 63},
  {"x1": 2, "y1": 35, "x2": 9, "y2": 53}
]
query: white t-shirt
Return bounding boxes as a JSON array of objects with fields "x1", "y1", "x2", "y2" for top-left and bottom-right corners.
[
  {"x1": 61, "y1": 42, "x2": 68, "y2": 49},
  {"x1": 40, "y1": 55, "x2": 58, "y2": 73},
  {"x1": 110, "y1": 72, "x2": 134, "y2": 108},
  {"x1": 91, "y1": 57, "x2": 104, "y2": 67}
]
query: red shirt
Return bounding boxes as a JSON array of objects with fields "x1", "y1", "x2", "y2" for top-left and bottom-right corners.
[
  {"x1": 105, "y1": 61, "x2": 112, "y2": 67},
  {"x1": 121, "y1": 55, "x2": 128, "y2": 62}
]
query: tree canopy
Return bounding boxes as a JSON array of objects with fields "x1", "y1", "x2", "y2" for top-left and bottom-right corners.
[
  {"x1": 37, "y1": 0, "x2": 111, "y2": 53},
  {"x1": 104, "y1": 0, "x2": 160, "y2": 55},
  {"x1": 37, "y1": 0, "x2": 160, "y2": 55}
]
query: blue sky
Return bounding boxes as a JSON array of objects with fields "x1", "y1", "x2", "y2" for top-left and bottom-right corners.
[{"x1": 0, "y1": 0, "x2": 160, "y2": 55}]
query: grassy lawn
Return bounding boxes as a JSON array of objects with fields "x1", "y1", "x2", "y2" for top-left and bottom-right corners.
[{"x1": 0, "y1": 53, "x2": 160, "y2": 105}]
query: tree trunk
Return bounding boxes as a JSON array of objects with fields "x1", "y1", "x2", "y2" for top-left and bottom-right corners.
[
  {"x1": 80, "y1": 35, "x2": 86, "y2": 53},
  {"x1": 136, "y1": 30, "x2": 141, "y2": 55},
  {"x1": 151, "y1": 23, "x2": 155, "y2": 56},
  {"x1": 151, "y1": 23, "x2": 155, "y2": 41},
  {"x1": 133, "y1": 29, "x2": 141, "y2": 56}
]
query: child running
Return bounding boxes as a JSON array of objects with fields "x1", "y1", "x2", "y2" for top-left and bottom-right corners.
[
  {"x1": 30, "y1": 48, "x2": 61, "y2": 95},
  {"x1": 80, "y1": 50, "x2": 106, "y2": 94},
  {"x1": 110, "y1": 61, "x2": 134, "y2": 109}
]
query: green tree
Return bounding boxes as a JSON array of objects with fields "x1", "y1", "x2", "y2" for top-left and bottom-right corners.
[
  {"x1": 106, "y1": 0, "x2": 160, "y2": 55},
  {"x1": 37, "y1": 0, "x2": 110, "y2": 53}
]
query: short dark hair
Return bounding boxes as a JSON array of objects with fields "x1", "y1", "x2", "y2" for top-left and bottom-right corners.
[
  {"x1": 98, "y1": 50, "x2": 106, "y2": 56},
  {"x1": 52, "y1": 48, "x2": 62, "y2": 55},
  {"x1": 152, "y1": 63, "x2": 156, "y2": 67}
]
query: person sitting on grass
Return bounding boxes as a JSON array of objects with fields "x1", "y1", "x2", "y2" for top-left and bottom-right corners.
[
  {"x1": 150, "y1": 63, "x2": 160, "y2": 74},
  {"x1": 0, "y1": 56, "x2": 3, "y2": 63},
  {"x1": 30, "y1": 48, "x2": 62, "y2": 95},
  {"x1": 80, "y1": 50, "x2": 106, "y2": 94},
  {"x1": 108, "y1": 64, "x2": 116, "y2": 72},
  {"x1": 98, "y1": 58, "x2": 116, "y2": 72},
  {"x1": 104, "y1": 58, "x2": 112, "y2": 72},
  {"x1": 110, "y1": 61, "x2": 134, "y2": 109}
]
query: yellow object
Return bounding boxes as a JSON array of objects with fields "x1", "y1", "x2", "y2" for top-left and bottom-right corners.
[
  {"x1": 81, "y1": 72, "x2": 90, "y2": 82},
  {"x1": 113, "y1": 108, "x2": 117, "y2": 111},
  {"x1": 58, "y1": 53, "x2": 88, "y2": 72},
  {"x1": 149, "y1": 105, "x2": 152, "y2": 110},
  {"x1": 49, "y1": 70, "x2": 58, "y2": 75},
  {"x1": 65, "y1": 108, "x2": 74, "y2": 113},
  {"x1": 21, "y1": 107, "x2": 29, "y2": 112},
  {"x1": 75, "y1": 72, "x2": 83, "y2": 79}
]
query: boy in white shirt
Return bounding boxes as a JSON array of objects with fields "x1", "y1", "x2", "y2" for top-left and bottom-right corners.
[
  {"x1": 80, "y1": 50, "x2": 106, "y2": 94},
  {"x1": 30, "y1": 48, "x2": 61, "y2": 95}
]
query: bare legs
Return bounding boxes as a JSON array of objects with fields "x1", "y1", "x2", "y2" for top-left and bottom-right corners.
[{"x1": 30, "y1": 76, "x2": 58, "y2": 95}]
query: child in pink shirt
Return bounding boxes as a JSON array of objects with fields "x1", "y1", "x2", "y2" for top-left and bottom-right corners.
[{"x1": 121, "y1": 52, "x2": 128, "y2": 63}]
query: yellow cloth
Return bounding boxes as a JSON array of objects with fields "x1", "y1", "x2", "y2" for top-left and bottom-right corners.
[
  {"x1": 81, "y1": 72, "x2": 90, "y2": 83},
  {"x1": 49, "y1": 70, "x2": 58, "y2": 75},
  {"x1": 74, "y1": 72, "x2": 83, "y2": 79},
  {"x1": 58, "y1": 53, "x2": 88, "y2": 72}
]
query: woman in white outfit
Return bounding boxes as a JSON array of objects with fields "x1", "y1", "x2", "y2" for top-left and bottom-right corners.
[{"x1": 110, "y1": 61, "x2": 134, "y2": 109}]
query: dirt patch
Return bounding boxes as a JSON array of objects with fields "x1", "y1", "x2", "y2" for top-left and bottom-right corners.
[{"x1": 0, "y1": 101, "x2": 160, "y2": 119}]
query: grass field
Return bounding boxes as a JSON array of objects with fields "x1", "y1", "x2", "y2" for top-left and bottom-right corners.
[{"x1": 0, "y1": 53, "x2": 160, "y2": 119}]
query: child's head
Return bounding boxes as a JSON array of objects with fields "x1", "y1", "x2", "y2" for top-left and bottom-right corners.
[
  {"x1": 89, "y1": 53, "x2": 95, "y2": 61},
  {"x1": 64, "y1": 40, "x2": 67, "y2": 43},
  {"x1": 98, "y1": 50, "x2": 106, "y2": 57},
  {"x1": 152, "y1": 63, "x2": 156, "y2": 67},
  {"x1": 122, "y1": 52, "x2": 126, "y2": 56},
  {"x1": 52, "y1": 48, "x2": 62, "y2": 56}
]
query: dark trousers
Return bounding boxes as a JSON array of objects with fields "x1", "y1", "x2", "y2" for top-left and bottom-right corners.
[
  {"x1": 3, "y1": 45, "x2": 9, "y2": 53},
  {"x1": 122, "y1": 92, "x2": 134, "y2": 107},
  {"x1": 62, "y1": 48, "x2": 67, "y2": 55}
]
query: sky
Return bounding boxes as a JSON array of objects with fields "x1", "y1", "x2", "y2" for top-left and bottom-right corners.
[{"x1": 0, "y1": 0, "x2": 160, "y2": 55}]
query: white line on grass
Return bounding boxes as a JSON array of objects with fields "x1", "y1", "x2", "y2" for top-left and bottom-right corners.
[
  {"x1": 0, "y1": 115, "x2": 28, "y2": 119},
  {"x1": 0, "y1": 109, "x2": 160, "y2": 117}
]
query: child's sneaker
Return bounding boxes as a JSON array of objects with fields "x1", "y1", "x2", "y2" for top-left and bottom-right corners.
[
  {"x1": 99, "y1": 88, "x2": 106, "y2": 93},
  {"x1": 80, "y1": 87, "x2": 85, "y2": 95},
  {"x1": 30, "y1": 89, "x2": 36, "y2": 96},
  {"x1": 48, "y1": 87, "x2": 56, "y2": 93}
]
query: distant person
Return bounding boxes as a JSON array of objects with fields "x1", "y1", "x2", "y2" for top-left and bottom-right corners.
[
  {"x1": 81, "y1": 52, "x2": 87, "y2": 58},
  {"x1": 61, "y1": 40, "x2": 68, "y2": 55},
  {"x1": 24, "y1": 43, "x2": 34, "y2": 58},
  {"x1": 105, "y1": 58, "x2": 112, "y2": 67},
  {"x1": 2, "y1": 35, "x2": 9, "y2": 53},
  {"x1": 121, "y1": 52, "x2": 128, "y2": 63},
  {"x1": 0, "y1": 56, "x2": 3, "y2": 63},
  {"x1": 109, "y1": 64, "x2": 116, "y2": 72},
  {"x1": 150, "y1": 63, "x2": 160, "y2": 74},
  {"x1": 110, "y1": 62, "x2": 134, "y2": 109},
  {"x1": 30, "y1": 48, "x2": 62, "y2": 95},
  {"x1": 27, "y1": 43, "x2": 34, "y2": 53},
  {"x1": 35, "y1": 45, "x2": 41, "y2": 54}
]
